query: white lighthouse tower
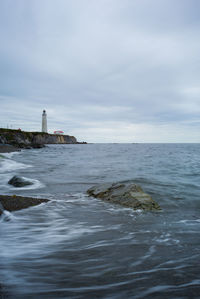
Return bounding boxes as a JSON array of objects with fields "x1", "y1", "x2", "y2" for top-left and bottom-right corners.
[{"x1": 42, "y1": 110, "x2": 48, "y2": 133}]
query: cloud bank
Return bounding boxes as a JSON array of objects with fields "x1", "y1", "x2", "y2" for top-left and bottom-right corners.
[{"x1": 0, "y1": 0, "x2": 200, "y2": 142}]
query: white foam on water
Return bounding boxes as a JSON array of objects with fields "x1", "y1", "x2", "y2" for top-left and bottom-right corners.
[
  {"x1": 0, "y1": 153, "x2": 38, "y2": 190},
  {"x1": 153, "y1": 233, "x2": 180, "y2": 245},
  {"x1": 10, "y1": 176, "x2": 45, "y2": 190},
  {"x1": 0, "y1": 158, "x2": 32, "y2": 173},
  {"x1": 1, "y1": 151, "x2": 21, "y2": 159},
  {"x1": 176, "y1": 219, "x2": 200, "y2": 224},
  {"x1": 0, "y1": 210, "x2": 15, "y2": 222},
  {"x1": 74, "y1": 192, "x2": 90, "y2": 200}
]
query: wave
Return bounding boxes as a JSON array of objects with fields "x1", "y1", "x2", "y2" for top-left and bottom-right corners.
[
  {"x1": 0, "y1": 158, "x2": 31, "y2": 173},
  {"x1": 10, "y1": 176, "x2": 45, "y2": 190},
  {"x1": 0, "y1": 151, "x2": 21, "y2": 159},
  {"x1": 0, "y1": 153, "x2": 44, "y2": 191},
  {"x1": 0, "y1": 210, "x2": 14, "y2": 222}
]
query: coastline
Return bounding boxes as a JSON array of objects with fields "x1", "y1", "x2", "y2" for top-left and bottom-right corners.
[{"x1": 0, "y1": 128, "x2": 81, "y2": 148}]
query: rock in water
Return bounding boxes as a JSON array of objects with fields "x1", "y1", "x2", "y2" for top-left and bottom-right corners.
[
  {"x1": 0, "y1": 201, "x2": 4, "y2": 216},
  {"x1": 8, "y1": 176, "x2": 33, "y2": 187},
  {"x1": 0, "y1": 195, "x2": 49, "y2": 214},
  {"x1": 87, "y1": 182, "x2": 161, "y2": 211}
]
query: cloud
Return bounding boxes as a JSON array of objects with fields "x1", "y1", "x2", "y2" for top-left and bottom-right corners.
[{"x1": 0, "y1": 0, "x2": 200, "y2": 142}]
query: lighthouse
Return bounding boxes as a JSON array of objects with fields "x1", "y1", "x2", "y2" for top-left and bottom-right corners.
[{"x1": 42, "y1": 110, "x2": 48, "y2": 133}]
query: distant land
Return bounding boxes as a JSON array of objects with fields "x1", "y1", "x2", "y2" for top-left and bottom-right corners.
[{"x1": 0, "y1": 128, "x2": 86, "y2": 150}]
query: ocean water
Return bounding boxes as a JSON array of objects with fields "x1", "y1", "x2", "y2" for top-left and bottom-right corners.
[{"x1": 0, "y1": 143, "x2": 200, "y2": 298}]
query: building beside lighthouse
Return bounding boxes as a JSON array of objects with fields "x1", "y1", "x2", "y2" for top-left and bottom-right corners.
[{"x1": 42, "y1": 110, "x2": 48, "y2": 133}]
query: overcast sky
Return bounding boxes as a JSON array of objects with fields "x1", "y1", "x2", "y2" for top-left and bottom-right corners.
[{"x1": 0, "y1": 0, "x2": 200, "y2": 142}]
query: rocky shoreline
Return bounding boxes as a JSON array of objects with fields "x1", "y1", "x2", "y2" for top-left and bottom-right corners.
[
  {"x1": 0, "y1": 128, "x2": 85, "y2": 150},
  {"x1": 0, "y1": 132, "x2": 84, "y2": 218},
  {"x1": 0, "y1": 141, "x2": 161, "y2": 215}
]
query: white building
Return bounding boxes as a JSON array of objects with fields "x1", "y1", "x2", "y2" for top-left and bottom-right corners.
[
  {"x1": 42, "y1": 110, "x2": 48, "y2": 133},
  {"x1": 54, "y1": 130, "x2": 64, "y2": 135}
]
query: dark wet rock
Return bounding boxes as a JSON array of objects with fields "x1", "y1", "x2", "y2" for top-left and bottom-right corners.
[
  {"x1": 0, "y1": 282, "x2": 9, "y2": 298},
  {"x1": 87, "y1": 182, "x2": 161, "y2": 211},
  {"x1": 0, "y1": 195, "x2": 49, "y2": 215},
  {"x1": 0, "y1": 144, "x2": 20, "y2": 153},
  {"x1": 31, "y1": 143, "x2": 45, "y2": 148},
  {"x1": 8, "y1": 176, "x2": 33, "y2": 187},
  {"x1": 0, "y1": 202, "x2": 4, "y2": 217}
]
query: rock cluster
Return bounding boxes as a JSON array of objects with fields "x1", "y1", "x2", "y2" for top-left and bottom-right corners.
[{"x1": 87, "y1": 182, "x2": 161, "y2": 211}]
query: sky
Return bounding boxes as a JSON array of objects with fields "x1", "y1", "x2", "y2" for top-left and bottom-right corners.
[{"x1": 0, "y1": 0, "x2": 200, "y2": 143}]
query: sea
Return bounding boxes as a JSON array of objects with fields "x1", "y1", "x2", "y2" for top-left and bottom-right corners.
[{"x1": 0, "y1": 143, "x2": 200, "y2": 299}]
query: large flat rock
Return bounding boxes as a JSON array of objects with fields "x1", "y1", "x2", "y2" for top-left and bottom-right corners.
[
  {"x1": 87, "y1": 182, "x2": 161, "y2": 211},
  {"x1": 0, "y1": 195, "x2": 49, "y2": 215}
]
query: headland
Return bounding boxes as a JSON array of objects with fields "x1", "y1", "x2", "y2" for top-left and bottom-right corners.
[{"x1": 0, "y1": 128, "x2": 85, "y2": 150}]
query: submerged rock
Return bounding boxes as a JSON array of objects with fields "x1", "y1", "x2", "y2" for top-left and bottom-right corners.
[
  {"x1": 87, "y1": 182, "x2": 161, "y2": 211},
  {"x1": 0, "y1": 201, "x2": 4, "y2": 216},
  {"x1": 0, "y1": 195, "x2": 49, "y2": 216},
  {"x1": 8, "y1": 176, "x2": 33, "y2": 187},
  {"x1": 0, "y1": 282, "x2": 9, "y2": 298}
]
